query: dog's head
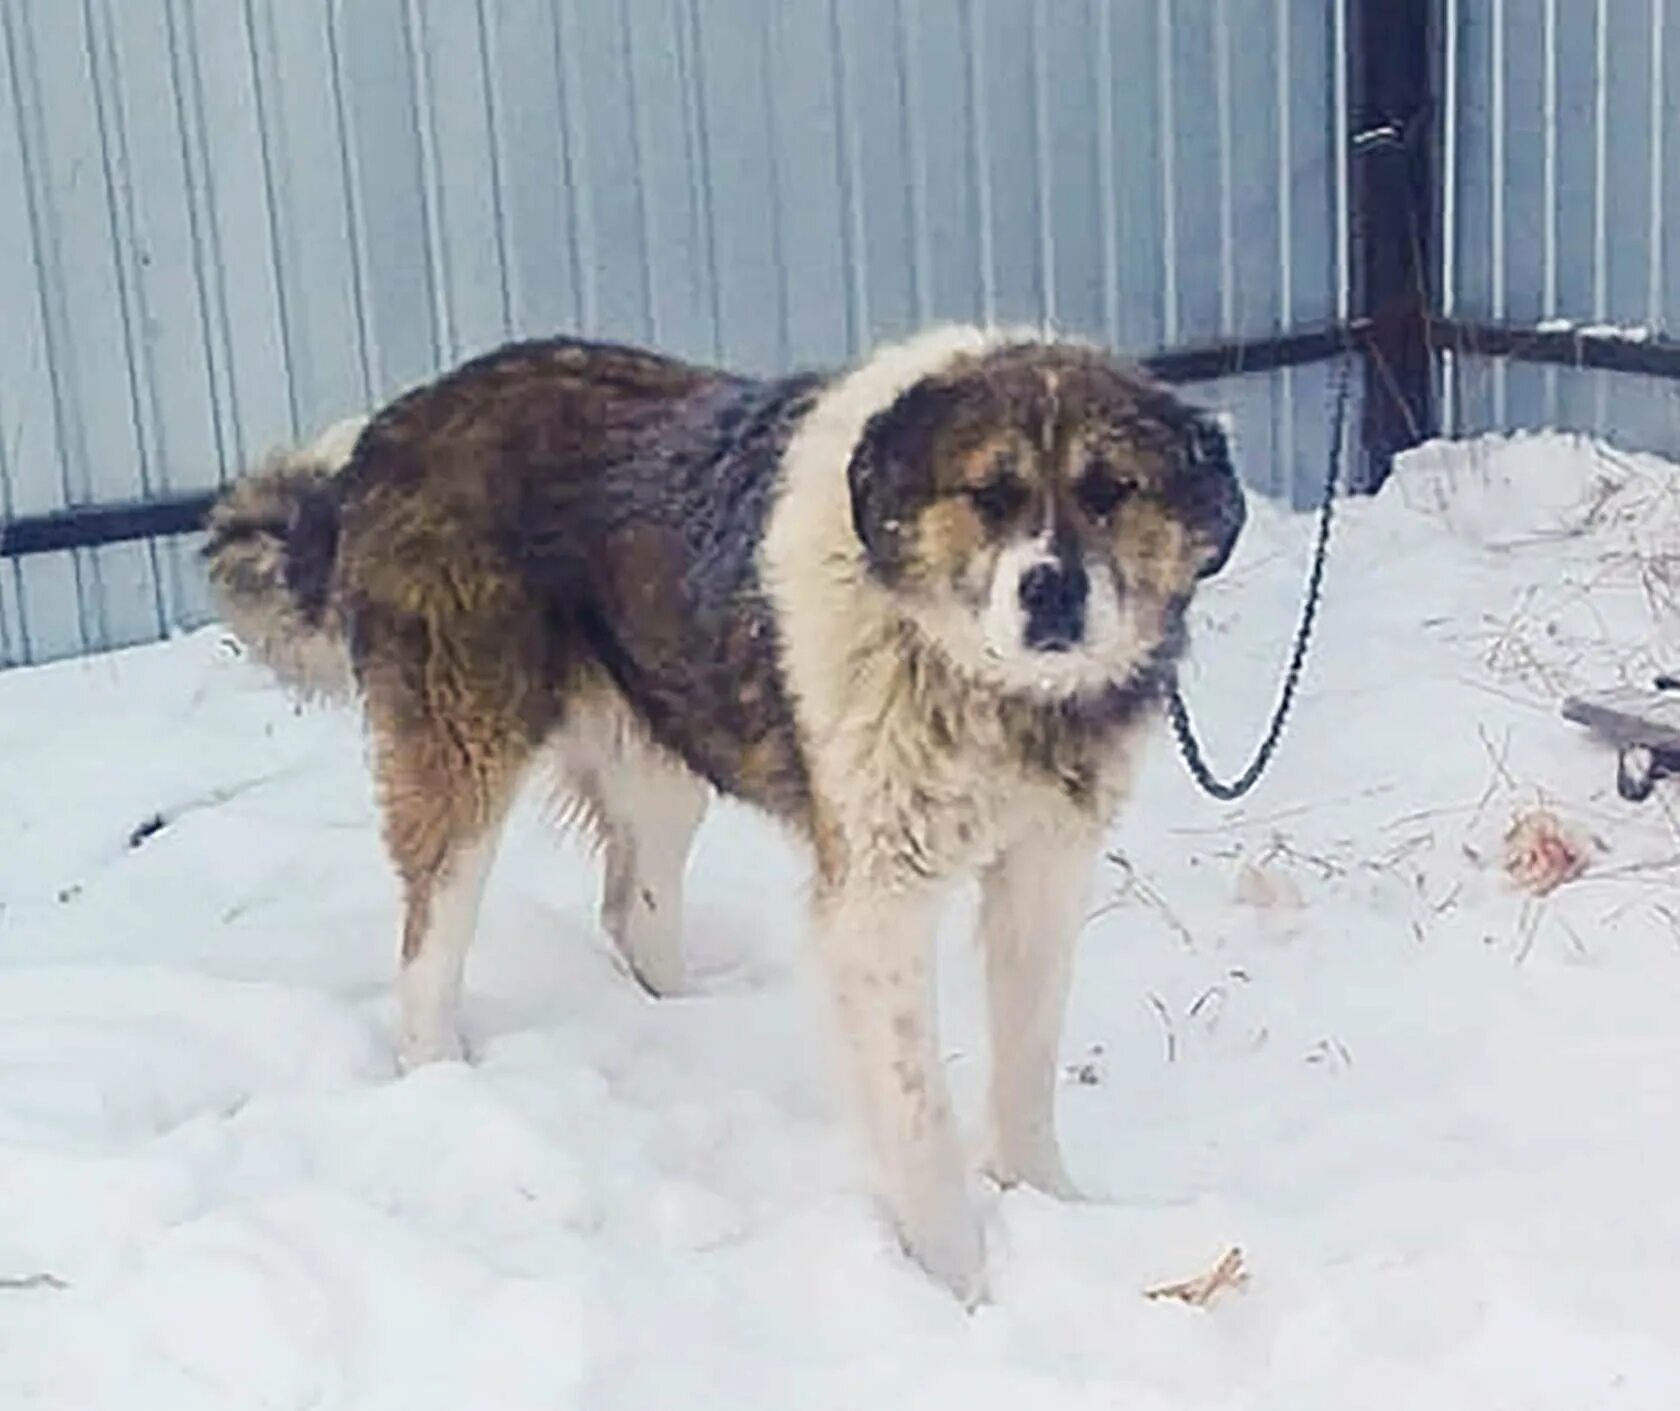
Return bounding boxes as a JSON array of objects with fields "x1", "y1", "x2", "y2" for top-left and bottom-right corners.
[{"x1": 847, "y1": 340, "x2": 1245, "y2": 697}]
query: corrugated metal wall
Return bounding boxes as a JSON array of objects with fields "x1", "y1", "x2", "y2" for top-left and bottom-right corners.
[
  {"x1": 1442, "y1": 0, "x2": 1680, "y2": 448},
  {"x1": 0, "y1": 0, "x2": 1349, "y2": 668}
]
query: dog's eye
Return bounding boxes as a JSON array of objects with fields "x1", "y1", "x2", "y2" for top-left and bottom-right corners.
[
  {"x1": 967, "y1": 475, "x2": 1028, "y2": 525},
  {"x1": 1076, "y1": 468, "x2": 1136, "y2": 519}
]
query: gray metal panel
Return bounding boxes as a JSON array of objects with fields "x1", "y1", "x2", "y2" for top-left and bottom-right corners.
[
  {"x1": 406, "y1": 0, "x2": 513, "y2": 365},
  {"x1": 1448, "y1": 353, "x2": 1680, "y2": 461},
  {"x1": 1667, "y1": 0, "x2": 1680, "y2": 335},
  {"x1": 101, "y1": 0, "x2": 225, "y2": 630},
  {"x1": 1599, "y1": 0, "x2": 1661, "y2": 442},
  {"x1": 1500, "y1": 0, "x2": 1552, "y2": 433},
  {"x1": 759, "y1": 0, "x2": 848, "y2": 365},
  {"x1": 338, "y1": 0, "x2": 442, "y2": 394},
  {"x1": 483, "y1": 0, "x2": 583, "y2": 342},
  {"x1": 628, "y1": 0, "x2": 714, "y2": 365},
  {"x1": 258, "y1": 0, "x2": 374, "y2": 429},
  {"x1": 0, "y1": 1, "x2": 63, "y2": 666},
  {"x1": 0, "y1": 559, "x2": 22, "y2": 667},
  {"x1": 567, "y1": 0, "x2": 655, "y2": 346},
  {"x1": 1191, "y1": 356, "x2": 1359, "y2": 512},
  {"x1": 1223, "y1": 0, "x2": 1281, "y2": 340},
  {"x1": 10, "y1": 554, "x2": 82, "y2": 665},
  {"x1": 1445, "y1": 0, "x2": 1680, "y2": 451},
  {"x1": 974, "y1": 0, "x2": 1044, "y2": 328},
  {"x1": 1284, "y1": 0, "x2": 1340, "y2": 328},
  {"x1": 1106, "y1": 0, "x2": 1166, "y2": 348},
  {"x1": 911, "y1": 0, "x2": 985, "y2": 334},
  {"x1": 695, "y1": 0, "x2": 787, "y2": 370},
  {"x1": 1, "y1": 0, "x2": 1347, "y2": 665}
]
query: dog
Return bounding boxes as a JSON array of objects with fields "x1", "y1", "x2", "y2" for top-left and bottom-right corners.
[{"x1": 203, "y1": 324, "x2": 1245, "y2": 1302}]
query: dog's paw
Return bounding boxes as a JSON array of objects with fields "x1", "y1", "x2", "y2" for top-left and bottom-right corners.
[
  {"x1": 897, "y1": 1198, "x2": 989, "y2": 1308},
  {"x1": 610, "y1": 944, "x2": 685, "y2": 1000},
  {"x1": 983, "y1": 1145, "x2": 1084, "y2": 1202},
  {"x1": 397, "y1": 1026, "x2": 465, "y2": 1070}
]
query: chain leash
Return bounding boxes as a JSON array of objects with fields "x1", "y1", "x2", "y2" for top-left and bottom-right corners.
[{"x1": 1166, "y1": 355, "x2": 1353, "y2": 802}]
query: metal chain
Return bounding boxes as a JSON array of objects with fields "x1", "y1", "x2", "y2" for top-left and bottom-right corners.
[{"x1": 1166, "y1": 354, "x2": 1353, "y2": 802}]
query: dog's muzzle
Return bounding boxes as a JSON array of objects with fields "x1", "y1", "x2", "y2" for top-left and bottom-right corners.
[{"x1": 1019, "y1": 559, "x2": 1089, "y2": 652}]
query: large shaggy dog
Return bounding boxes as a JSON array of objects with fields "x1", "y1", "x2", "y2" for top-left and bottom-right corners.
[{"x1": 204, "y1": 325, "x2": 1245, "y2": 1301}]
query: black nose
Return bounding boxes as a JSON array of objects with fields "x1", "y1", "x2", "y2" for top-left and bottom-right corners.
[{"x1": 1019, "y1": 560, "x2": 1089, "y2": 651}]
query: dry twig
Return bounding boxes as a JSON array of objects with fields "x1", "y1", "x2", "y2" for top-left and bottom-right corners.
[
  {"x1": 1145, "y1": 1247, "x2": 1248, "y2": 1307},
  {"x1": 0, "y1": 1273, "x2": 66, "y2": 1292},
  {"x1": 1095, "y1": 852, "x2": 1197, "y2": 949}
]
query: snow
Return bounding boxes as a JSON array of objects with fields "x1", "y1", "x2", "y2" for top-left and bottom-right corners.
[
  {"x1": 9, "y1": 429, "x2": 1680, "y2": 1406},
  {"x1": 1533, "y1": 317, "x2": 1656, "y2": 343}
]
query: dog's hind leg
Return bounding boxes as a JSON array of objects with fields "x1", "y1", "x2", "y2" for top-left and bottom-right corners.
[
  {"x1": 552, "y1": 704, "x2": 706, "y2": 996},
  {"x1": 361, "y1": 625, "x2": 551, "y2": 1069},
  {"x1": 978, "y1": 825, "x2": 1098, "y2": 1198},
  {"x1": 394, "y1": 820, "x2": 505, "y2": 1067},
  {"x1": 593, "y1": 744, "x2": 706, "y2": 996}
]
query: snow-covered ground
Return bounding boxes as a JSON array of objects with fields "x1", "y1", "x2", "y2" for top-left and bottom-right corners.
[{"x1": 8, "y1": 432, "x2": 1680, "y2": 1408}]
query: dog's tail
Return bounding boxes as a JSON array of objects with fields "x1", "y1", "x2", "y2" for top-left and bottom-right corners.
[{"x1": 202, "y1": 415, "x2": 367, "y2": 700}]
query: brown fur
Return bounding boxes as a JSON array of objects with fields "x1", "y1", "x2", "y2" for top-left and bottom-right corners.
[
  {"x1": 857, "y1": 349, "x2": 1213, "y2": 605},
  {"x1": 202, "y1": 416, "x2": 365, "y2": 698},
  {"x1": 203, "y1": 324, "x2": 1245, "y2": 1301}
]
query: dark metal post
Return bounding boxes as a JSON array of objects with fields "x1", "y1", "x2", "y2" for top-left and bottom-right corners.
[{"x1": 1347, "y1": 0, "x2": 1437, "y2": 490}]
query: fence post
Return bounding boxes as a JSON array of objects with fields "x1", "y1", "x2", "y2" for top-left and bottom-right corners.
[{"x1": 1347, "y1": 0, "x2": 1437, "y2": 490}]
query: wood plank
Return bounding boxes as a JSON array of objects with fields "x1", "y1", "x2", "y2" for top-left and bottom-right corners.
[{"x1": 1562, "y1": 688, "x2": 1680, "y2": 752}]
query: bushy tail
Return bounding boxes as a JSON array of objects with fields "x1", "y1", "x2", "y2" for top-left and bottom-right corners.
[{"x1": 202, "y1": 415, "x2": 367, "y2": 699}]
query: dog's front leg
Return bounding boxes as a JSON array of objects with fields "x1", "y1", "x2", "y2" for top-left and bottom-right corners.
[
  {"x1": 979, "y1": 825, "x2": 1099, "y2": 1197},
  {"x1": 815, "y1": 878, "x2": 985, "y2": 1305}
]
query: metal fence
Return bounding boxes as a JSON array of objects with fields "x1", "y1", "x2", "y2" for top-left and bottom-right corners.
[
  {"x1": 1439, "y1": 0, "x2": 1680, "y2": 450},
  {"x1": 2, "y1": 0, "x2": 1357, "y2": 667}
]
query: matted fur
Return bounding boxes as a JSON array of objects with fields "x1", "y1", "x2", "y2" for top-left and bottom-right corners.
[
  {"x1": 760, "y1": 324, "x2": 1147, "y2": 889},
  {"x1": 203, "y1": 415, "x2": 367, "y2": 700},
  {"x1": 203, "y1": 325, "x2": 1242, "y2": 1305},
  {"x1": 754, "y1": 325, "x2": 1205, "y2": 1301}
]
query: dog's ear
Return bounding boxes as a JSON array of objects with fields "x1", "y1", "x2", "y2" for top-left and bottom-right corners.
[
  {"x1": 847, "y1": 380, "x2": 959, "y2": 579},
  {"x1": 1180, "y1": 411, "x2": 1246, "y2": 579}
]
